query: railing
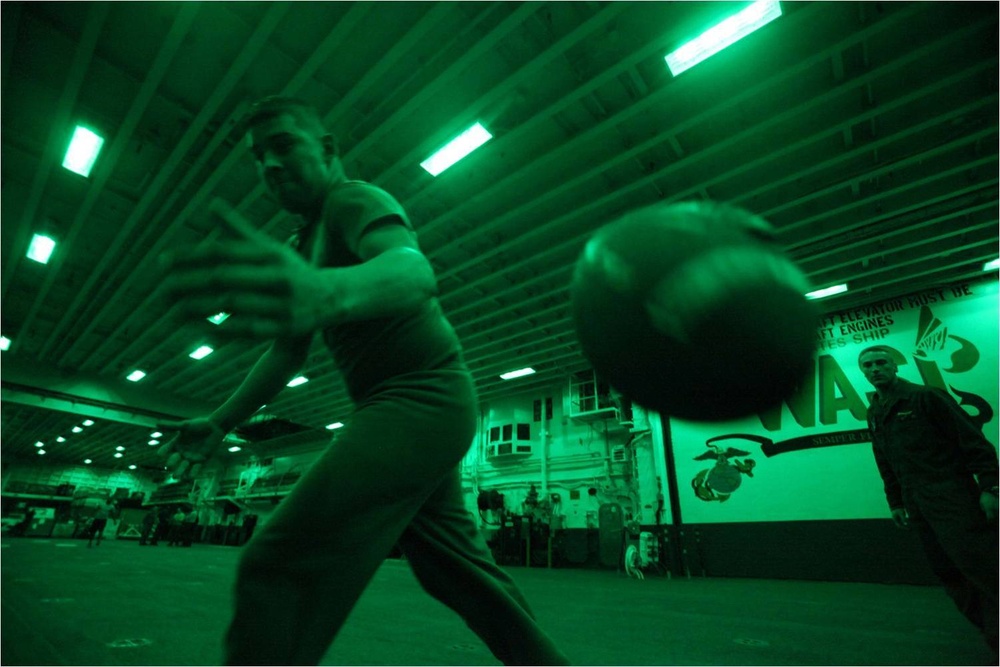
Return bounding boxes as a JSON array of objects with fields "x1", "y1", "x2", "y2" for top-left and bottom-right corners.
[{"x1": 1, "y1": 482, "x2": 73, "y2": 499}]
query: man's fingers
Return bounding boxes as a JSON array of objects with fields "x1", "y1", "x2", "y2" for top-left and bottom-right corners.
[
  {"x1": 211, "y1": 316, "x2": 288, "y2": 340},
  {"x1": 168, "y1": 293, "x2": 288, "y2": 323},
  {"x1": 161, "y1": 245, "x2": 269, "y2": 274},
  {"x1": 163, "y1": 244, "x2": 283, "y2": 272},
  {"x1": 208, "y1": 198, "x2": 266, "y2": 243}
]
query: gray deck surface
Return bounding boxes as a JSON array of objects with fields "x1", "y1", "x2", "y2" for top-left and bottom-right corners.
[{"x1": 1, "y1": 536, "x2": 993, "y2": 666}]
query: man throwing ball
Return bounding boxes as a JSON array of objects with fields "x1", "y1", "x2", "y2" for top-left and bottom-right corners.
[{"x1": 159, "y1": 96, "x2": 570, "y2": 666}]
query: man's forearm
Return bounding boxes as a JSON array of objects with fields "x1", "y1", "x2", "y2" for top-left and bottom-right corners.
[
  {"x1": 872, "y1": 444, "x2": 904, "y2": 509},
  {"x1": 313, "y1": 247, "x2": 437, "y2": 326},
  {"x1": 210, "y1": 339, "x2": 308, "y2": 432}
]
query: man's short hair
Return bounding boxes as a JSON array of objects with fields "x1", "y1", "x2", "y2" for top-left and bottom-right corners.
[
  {"x1": 857, "y1": 345, "x2": 898, "y2": 363},
  {"x1": 241, "y1": 96, "x2": 331, "y2": 143}
]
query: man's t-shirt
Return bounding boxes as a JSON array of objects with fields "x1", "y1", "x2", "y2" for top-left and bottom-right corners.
[{"x1": 292, "y1": 180, "x2": 465, "y2": 403}]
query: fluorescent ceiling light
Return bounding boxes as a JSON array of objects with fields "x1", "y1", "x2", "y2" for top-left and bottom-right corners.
[
  {"x1": 72, "y1": 426, "x2": 83, "y2": 433},
  {"x1": 286, "y1": 375, "x2": 308, "y2": 388},
  {"x1": 665, "y1": 0, "x2": 782, "y2": 77},
  {"x1": 420, "y1": 122, "x2": 493, "y2": 176},
  {"x1": 27, "y1": 234, "x2": 56, "y2": 264},
  {"x1": 500, "y1": 367, "x2": 536, "y2": 380},
  {"x1": 805, "y1": 284, "x2": 849, "y2": 300},
  {"x1": 228, "y1": 446, "x2": 242, "y2": 453},
  {"x1": 126, "y1": 370, "x2": 146, "y2": 382},
  {"x1": 326, "y1": 422, "x2": 344, "y2": 430},
  {"x1": 114, "y1": 452, "x2": 123, "y2": 458},
  {"x1": 84, "y1": 459, "x2": 92, "y2": 464},
  {"x1": 207, "y1": 312, "x2": 230, "y2": 325},
  {"x1": 983, "y1": 258, "x2": 1000, "y2": 272},
  {"x1": 0, "y1": 336, "x2": 10, "y2": 351},
  {"x1": 189, "y1": 345, "x2": 214, "y2": 360},
  {"x1": 63, "y1": 125, "x2": 105, "y2": 177},
  {"x1": 34, "y1": 441, "x2": 44, "y2": 448},
  {"x1": 82, "y1": 419, "x2": 95, "y2": 426}
]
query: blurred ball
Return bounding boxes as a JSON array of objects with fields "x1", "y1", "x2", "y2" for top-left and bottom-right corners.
[{"x1": 570, "y1": 201, "x2": 818, "y2": 422}]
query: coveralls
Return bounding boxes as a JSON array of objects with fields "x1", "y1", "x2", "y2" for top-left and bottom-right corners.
[
  {"x1": 223, "y1": 181, "x2": 569, "y2": 665},
  {"x1": 868, "y1": 377, "x2": 998, "y2": 652}
]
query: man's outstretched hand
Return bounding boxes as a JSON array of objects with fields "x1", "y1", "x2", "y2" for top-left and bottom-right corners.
[
  {"x1": 157, "y1": 417, "x2": 228, "y2": 479},
  {"x1": 160, "y1": 197, "x2": 324, "y2": 340}
]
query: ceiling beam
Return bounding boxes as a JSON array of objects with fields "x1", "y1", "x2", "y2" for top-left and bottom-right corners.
[
  {"x1": 64, "y1": 4, "x2": 294, "y2": 372},
  {"x1": 342, "y1": 3, "x2": 539, "y2": 165},
  {"x1": 1, "y1": 354, "x2": 216, "y2": 426},
  {"x1": 430, "y1": 23, "x2": 996, "y2": 288},
  {"x1": 0, "y1": 1, "x2": 23, "y2": 96},
  {"x1": 416, "y1": 2, "x2": 922, "y2": 243},
  {"x1": 20, "y1": 4, "x2": 201, "y2": 351},
  {"x1": 46, "y1": 3, "x2": 294, "y2": 364},
  {"x1": 1, "y1": 2, "x2": 110, "y2": 304},
  {"x1": 371, "y1": 2, "x2": 632, "y2": 191}
]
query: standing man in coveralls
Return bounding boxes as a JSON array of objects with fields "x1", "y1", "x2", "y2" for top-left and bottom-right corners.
[
  {"x1": 859, "y1": 345, "x2": 998, "y2": 655},
  {"x1": 157, "y1": 96, "x2": 570, "y2": 666}
]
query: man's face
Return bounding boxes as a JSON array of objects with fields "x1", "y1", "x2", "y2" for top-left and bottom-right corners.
[
  {"x1": 248, "y1": 113, "x2": 333, "y2": 215},
  {"x1": 859, "y1": 351, "x2": 898, "y2": 389}
]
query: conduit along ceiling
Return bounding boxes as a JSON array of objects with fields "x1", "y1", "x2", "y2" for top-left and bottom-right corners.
[{"x1": 2, "y1": 2, "x2": 997, "y2": 472}]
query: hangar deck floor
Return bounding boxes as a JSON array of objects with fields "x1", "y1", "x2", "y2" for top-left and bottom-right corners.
[{"x1": 0, "y1": 535, "x2": 992, "y2": 666}]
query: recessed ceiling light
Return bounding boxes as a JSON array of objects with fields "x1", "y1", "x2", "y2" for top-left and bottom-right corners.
[
  {"x1": 126, "y1": 370, "x2": 146, "y2": 382},
  {"x1": 27, "y1": 234, "x2": 57, "y2": 264},
  {"x1": 114, "y1": 453, "x2": 123, "y2": 458},
  {"x1": 151, "y1": 431, "x2": 162, "y2": 438},
  {"x1": 34, "y1": 441, "x2": 44, "y2": 448},
  {"x1": 189, "y1": 345, "x2": 214, "y2": 360},
  {"x1": 665, "y1": 0, "x2": 783, "y2": 77},
  {"x1": 148, "y1": 440, "x2": 160, "y2": 446},
  {"x1": 228, "y1": 446, "x2": 241, "y2": 453},
  {"x1": 84, "y1": 459, "x2": 92, "y2": 464},
  {"x1": 37, "y1": 449, "x2": 46, "y2": 455},
  {"x1": 286, "y1": 375, "x2": 308, "y2": 388},
  {"x1": 72, "y1": 426, "x2": 83, "y2": 433},
  {"x1": 115, "y1": 446, "x2": 125, "y2": 452},
  {"x1": 128, "y1": 465, "x2": 137, "y2": 470},
  {"x1": 56, "y1": 436, "x2": 66, "y2": 443},
  {"x1": 500, "y1": 367, "x2": 536, "y2": 380},
  {"x1": 62, "y1": 125, "x2": 105, "y2": 177},
  {"x1": 420, "y1": 122, "x2": 493, "y2": 177},
  {"x1": 805, "y1": 284, "x2": 849, "y2": 300},
  {"x1": 82, "y1": 419, "x2": 95, "y2": 426}
]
